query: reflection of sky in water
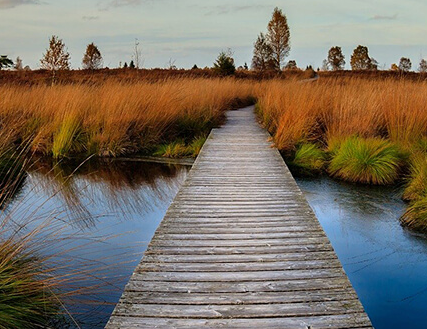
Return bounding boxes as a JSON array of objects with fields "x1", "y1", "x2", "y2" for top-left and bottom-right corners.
[
  {"x1": 296, "y1": 176, "x2": 427, "y2": 329},
  {"x1": 0, "y1": 160, "x2": 189, "y2": 328}
]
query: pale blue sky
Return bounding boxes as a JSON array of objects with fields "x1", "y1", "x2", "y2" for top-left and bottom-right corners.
[{"x1": 1, "y1": 0, "x2": 427, "y2": 70}]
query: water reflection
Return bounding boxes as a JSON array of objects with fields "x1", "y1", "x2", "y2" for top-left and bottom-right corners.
[
  {"x1": 296, "y1": 175, "x2": 427, "y2": 329},
  {"x1": 1, "y1": 158, "x2": 189, "y2": 328},
  {"x1": 28, "y1": 158, "x2": 187, "y2": 228}
]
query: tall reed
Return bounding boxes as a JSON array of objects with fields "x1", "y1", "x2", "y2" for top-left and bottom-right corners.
[{"x1": 0, "y1": 78, "x2": 255, "y2": 158}]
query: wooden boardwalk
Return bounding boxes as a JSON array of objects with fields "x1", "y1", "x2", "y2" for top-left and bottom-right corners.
[{"x1": 106, "y1": 106, "x2": 373, "y2": 328}]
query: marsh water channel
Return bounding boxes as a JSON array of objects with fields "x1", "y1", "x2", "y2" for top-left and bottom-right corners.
[{"x1": 2, "y1": 159, "x2": 427, "y2": 328}]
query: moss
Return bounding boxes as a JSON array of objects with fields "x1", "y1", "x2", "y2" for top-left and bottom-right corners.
[{"x1": 328, "y1": 136, "x2": 403, "y2": 185}]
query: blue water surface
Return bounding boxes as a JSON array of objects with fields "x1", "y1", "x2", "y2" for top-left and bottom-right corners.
[{"x1": 296, "y1": 176, "x2": 427, "y2": 329}]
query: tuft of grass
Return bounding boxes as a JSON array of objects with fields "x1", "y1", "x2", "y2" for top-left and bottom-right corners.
[
  {"x1": 0, "y1": 239, "x2": 58, "y2": 328},
  {"x1": 403, "y1": 153, "x2": 427, "y2": 202},
  {"x1": 288, "y1": 143, "x2": 326, "y2": 175},
  {"x1": 153, "y1": 141, "x2": 189, "y2": 158},
  {"x1": 414, "y1": 137, "x2": 427, "y2": 153},
  {"x1": 400, "y1": 196, "x2": 427, "y2": 232},
  {"x1": 52, "y1": 117, "x2": 85, "y2": 159},
  {"x1": 187, "y1": 135, "x2": 207, "y2": 158},
  {"x1": 328, "y1": 136, "x2": 403, "y2": 185}
]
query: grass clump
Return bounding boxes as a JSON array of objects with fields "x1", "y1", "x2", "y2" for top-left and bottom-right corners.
[
  {"x1": 400, "y1": 196, "x2": 427, "y2": 231},
  {"x1": 187, "y1": 135, "x2": 207, "y2": 157},
  {"x1": 52, "y1": 117, "x2": 84, "y2": 159},
  {"x1": 153, "y1": 141, "x2": 189, "y2": 158},
  {"x1": 402, "y1": 153, "x2": 427, "y2": 202},
  {"x1": 153, "y1": 135, "x2": 208, "y2": 159},
  {"x1": 0, "y1": 239, "x2": 58, "y2": 328},
  {"x1": 288, "y1": 143, "x2": 326, "y2": 175},
  {"x1": 328, "y1": 136, "x2": 403, "y2": 185}
]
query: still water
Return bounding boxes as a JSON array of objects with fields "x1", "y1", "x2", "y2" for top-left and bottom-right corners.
[
  {"x1": 1, "y1": 159, "x2": 189, "y2": 328},
  {"x1": 3, "y1": 160, "x2": 427, "y2": 328},
  {"x1": 296, "y1": 176, "x2": 427, "y2": 329}
]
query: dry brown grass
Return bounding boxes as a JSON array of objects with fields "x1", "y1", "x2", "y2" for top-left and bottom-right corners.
[
  {"x1": 256, "y1": 77, "x2": 427, "y2": 153},
  {"x1": 0, "y1": 78, "x2": 255, "y2": 158}
]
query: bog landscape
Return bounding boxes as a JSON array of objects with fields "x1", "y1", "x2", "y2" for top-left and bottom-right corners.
[{"x1": 1, "y1": 3, "x2": 427, "y2": 329}]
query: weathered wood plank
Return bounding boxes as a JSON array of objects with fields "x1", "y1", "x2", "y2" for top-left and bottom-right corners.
[
  {"x1": 125, "y1": 277, "x2": 354, "y2": 293},
  {"x1": 145, "y1": 244, "x2": 334, "y2": 255},
  {"x1": 106, "y1": 106, "x2": 372, "y2": 328},
  {"x1": 112, "y1": 300, "x2": 365, "y2": 318},
  {"x1": 119, "y1": 289, "x2": 359, "y2": 305},
  {"x1": 107, "y1": 314, "x2": 372, "y2": 329},
  {"x1": 142, "y1": 251, "x2": 336, "y2": 262}
]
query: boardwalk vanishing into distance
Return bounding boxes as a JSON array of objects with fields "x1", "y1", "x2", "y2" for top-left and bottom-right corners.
[{"x1": 106, "y1": 106, "x2": 373, "y2": 328}]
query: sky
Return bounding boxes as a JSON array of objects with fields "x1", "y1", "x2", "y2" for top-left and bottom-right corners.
[{"x1": 1, "y1": 0, "x2": 427, "y2": 70}]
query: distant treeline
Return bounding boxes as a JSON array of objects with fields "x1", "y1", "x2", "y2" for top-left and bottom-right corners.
[{"x1": 2, "y1": 68, "x2": 427, "y2": 86}]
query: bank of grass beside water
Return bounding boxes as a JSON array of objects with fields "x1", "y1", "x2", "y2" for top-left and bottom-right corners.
[
  {"x1": 0, "y1": 78, "x2": 255, "y2": 159},
  {"x1": 255, "y1": 76, "x2": 427, "y2": 233}
]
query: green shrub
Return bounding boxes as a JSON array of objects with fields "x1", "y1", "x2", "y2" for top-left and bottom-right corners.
[
  {"x1": 328, "y1": 136, "x2": 403, "y2": 185},
  {"x1": 288, "y1": 143, "x2": 325, "y2": 175}
]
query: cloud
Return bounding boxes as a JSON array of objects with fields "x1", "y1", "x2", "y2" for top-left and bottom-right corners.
[
  {"x1": 83, "y1": 16, "x2": 99, "y2": 21},
  {"x1": 0, "y1": 0, "x2": 40, "y2": 9},
  {"x1": 99, "y1": 0, "x2": 146, "y2": 11},
  {"x1": 204, "y1": 5, "x2": 269, "y2": 16},
  {"x1": 370, "y1": 14, "x2": 398, "y2": 20}
]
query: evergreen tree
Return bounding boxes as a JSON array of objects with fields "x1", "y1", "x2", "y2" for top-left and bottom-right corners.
[
  {"x1": 213, "y1": 49, "x2": 236, "y2": 76},
  {"x1": 399, "y1": 57, "x2": 412, "y2": 72},
  {"x1": 0, "y1": 55, "x2": 13, "y2": 69}
]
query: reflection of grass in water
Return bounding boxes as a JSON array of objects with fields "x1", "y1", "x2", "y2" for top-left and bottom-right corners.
[
  {"x1": 0, "y1": 154, "x2": 179, "y2": 327},
  {"x1": 27, "y1": 158, "x2": 188, "y2": 225}
]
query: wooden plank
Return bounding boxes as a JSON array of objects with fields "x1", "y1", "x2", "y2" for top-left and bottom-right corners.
[
  {"x1": 142, "y1": 251, "x2": 337, "y2": 262},
  {"x1": 125, "y1": 277, "x2": 354, "y2": 293},
  {"x1": 130, "y1": 268, "x2": 345, "y2": 282},
  {"x1": 119, "y1": 289, "x2": 359, "y2": 305},
  {"x1": 137, "y1": 259, "x2": 342, "y2": 272},
  {"x1": 106, "y1": 106, "x2": 372, "y2": 328},
  {"x1": 112, "y1": 300, "x2": 365, "y2": 318},
  {"x1": 106, "y1": 314, "x2": 372, "y2": 329},
  {"x1": 144, "y1": 244, "x2": 334, "y2": 255}
]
